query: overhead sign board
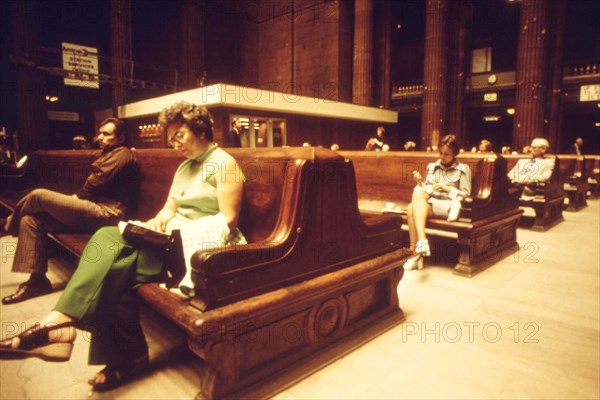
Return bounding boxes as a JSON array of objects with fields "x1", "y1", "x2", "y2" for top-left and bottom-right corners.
[
  {"x1": 62, "y1": 42, "x2": 99, "y2": 89},
  {"x1": 580, "y1": 84, "x2": 600, "y2": 102}
]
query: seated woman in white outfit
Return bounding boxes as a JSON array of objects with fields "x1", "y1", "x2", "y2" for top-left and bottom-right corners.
[{"x1": 403, "y1": 134, "x2": 472, "y2": 271}]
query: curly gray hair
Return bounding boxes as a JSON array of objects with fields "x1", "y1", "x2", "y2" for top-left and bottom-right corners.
[{"x1": 158, "y1": 101, "x2": 214, "y2": 141}]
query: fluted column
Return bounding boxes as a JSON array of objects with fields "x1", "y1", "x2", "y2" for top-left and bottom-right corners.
[
  {"x1": 512, "y1": 0, "x2": 551, "y2": 151},
  {"x1": 352, "y1": 0, "x2": 374, "y2": 106},
  {"x1": 421, "y1": 0, "x2": 448, "y2": 149},
  {"x1": 374, "y1": 0, "x2": 391, "y2": 109},
  {"x1": 446, "y1": 0, "x2": 471, "y2": 141},
  {"x1": 179, "y1": 0, "x2": 205, "y2": 89},
  {"x1": 110, "y1": 0, "x2": 132, "y2": 114},
  {"x1": 11, "y1": 0, "x2": 47, "y2": 152},
  {"x1": 547, "y1": 0, "x2": 566, "y2": 151}
]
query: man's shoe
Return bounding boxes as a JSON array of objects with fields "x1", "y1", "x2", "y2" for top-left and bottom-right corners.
[{"x1": 2, "y1": 278, "x2": 53, "y2": 305}]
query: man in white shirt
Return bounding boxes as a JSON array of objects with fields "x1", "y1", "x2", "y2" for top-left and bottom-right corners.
[{"x1": 507, "y1": 138, "x2": 555, "y2": 200}]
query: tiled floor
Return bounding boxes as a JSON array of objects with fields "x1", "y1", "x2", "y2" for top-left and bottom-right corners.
[{"x1": 1, "y1": 200, "x2": 599, "y2": 399}]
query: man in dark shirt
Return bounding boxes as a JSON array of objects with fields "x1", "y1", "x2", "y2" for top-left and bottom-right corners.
[
  {"x1": 0, "y1": 117, "x2": 139, "y2": 304},
  {"x1": 226, "y1": 118, "x2": 242, "y2": 147},
  {"x1": 567, "y1": 137, "x2": 584, "y2": 155}
]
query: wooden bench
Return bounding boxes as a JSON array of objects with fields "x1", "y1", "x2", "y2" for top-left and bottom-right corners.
[
  {"x1": 556, "y1": 154, "x2": 591, "y2": 211},
  {"x1": 584, "y1": 155, "x2": 600, "y2": 198},
  {"x1": 338, "y1": 151, "x2": 523, "y2": 277},
  {"x1": 504, "y1": 154, "x2": 566, "y2": 231},
  {"x1": 0, "y1": 147, "x2": 407, "y2": 399}
]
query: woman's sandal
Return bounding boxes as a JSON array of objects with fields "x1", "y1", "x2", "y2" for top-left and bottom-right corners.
[
  {"x1": 403, "y1": 239, "x2": 431, "y2": 271},
  {"x1": 403, "y1": 253, "x2": 424, "y2": 271},
  {"x1": 0, "y1": 322, "x2": 75, "y2": 362},
  {"x1": 89, "y1": 353, "x2": 149, "y2": 392}
]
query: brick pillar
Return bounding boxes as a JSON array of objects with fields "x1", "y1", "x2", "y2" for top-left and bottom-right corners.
[
  {"x1": 352, "y1": 0, "x2": 374, "y2": 106},
  {"x1": 421, "y1": 0, "x2": 448, "y2": 149},
  {"x1": 512, "y1": 0, "x2": 551, "y2": 151},
  {"x1": 110, "y1": 0, "x2": 132, "y2": 115},
  {"x1": 11, "y1": 0, "x2": 47, "y2": 152}
]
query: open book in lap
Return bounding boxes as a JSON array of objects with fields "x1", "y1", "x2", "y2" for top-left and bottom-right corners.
[
  {"x1": 118, "y1": 220, "x2": 186, "y2": 288},
  {"x1": 118, "y1": 220, "x2": 172, "y2": 247}
]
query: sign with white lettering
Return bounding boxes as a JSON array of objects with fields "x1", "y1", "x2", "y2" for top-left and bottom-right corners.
[
  {"x1": 580, "y1": 84, "x2": 600, "y2": 102},
  {"x1": 483, "y1": 92, "x2": 498, "y2": 102},
  {"x1": 62, "y1": 42, "x2": 99, "y2": 89}
]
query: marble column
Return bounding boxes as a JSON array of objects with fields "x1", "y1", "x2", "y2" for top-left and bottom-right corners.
[
  {"x1": 352, "y1": 0, "x2": 374, "y2": 106},
  {"x1": 421, "y1": 0, "x2": 448, "y2": 149},
  {"x1": 110, "y1": 0, "x2": 132, "y2": 114},
  {"x1": 512, "y1": 0, "x2": 551, "y2": 151}
]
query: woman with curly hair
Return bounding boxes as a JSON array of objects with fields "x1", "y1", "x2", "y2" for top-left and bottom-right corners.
[{"x1": 0, "y1": 101, "x2": 247, "y2": 391}]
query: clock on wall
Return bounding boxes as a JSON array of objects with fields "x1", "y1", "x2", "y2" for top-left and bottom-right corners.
[{"x1": 487, "y1": 74, "x2": 498, "y2": 85}]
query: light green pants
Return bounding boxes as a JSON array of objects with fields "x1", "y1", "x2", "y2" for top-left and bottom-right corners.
[{"x1": 54, "y1": 227, "x2": 163, "y2": 365}]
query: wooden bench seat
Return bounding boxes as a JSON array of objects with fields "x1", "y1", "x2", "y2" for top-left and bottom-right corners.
[
  {"x1": 504, "y1": 154, "x2": 566, "y2": 231},
  {"x1": 339, "y1": 151, "x2": 523, "y2": 276},
  {"x1": 556, "y1": 154, "x2": 591, "y2": 211},
  {"x1": 584, "y1": 155, "x2": 600, "y2": 198},
  {"x1": 0, "y1": 147, "x2": 407, "y2": 399}
]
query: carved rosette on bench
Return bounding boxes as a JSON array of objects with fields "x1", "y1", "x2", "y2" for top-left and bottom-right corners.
[{"x1": 167, "y1": 250, "x2": 406, "y2": 400}]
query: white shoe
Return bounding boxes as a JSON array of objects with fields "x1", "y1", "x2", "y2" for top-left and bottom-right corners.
[
  {"x1": 403, "y1": 254, "x2": 424, "y2": 271},
  {"x1": 16, "y1": 155, "x2": 28, "y2": 169},
  {"x1": 415, "y1": 239, "x2": 431, "y2": 256}
]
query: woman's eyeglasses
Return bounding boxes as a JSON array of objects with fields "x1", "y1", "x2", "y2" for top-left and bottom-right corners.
[{"x1": 168, "y1": 131, "x2": 186, "y2": 147}]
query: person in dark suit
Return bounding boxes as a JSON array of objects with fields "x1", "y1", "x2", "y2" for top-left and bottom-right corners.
[
  {"x1": 226, "y1": 118, "x2": 242, "y2": 147},
  {"x1": 567, "y1": 137, "x2": 584, "y2": 155},
  {"x1": 0, "y1": 118, "x2": 139, "y2": 305}
]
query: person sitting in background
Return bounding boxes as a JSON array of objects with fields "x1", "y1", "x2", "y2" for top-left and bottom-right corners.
[
  {"x1": 0, "y1": 118, "x2": 138, "y2": 305},
  {"x1": 0, "y1": 101, "x2": 247, "y2": 391},
  {"x1": 365, "y1": 126, "x2": 386, "y2": 151},
  {"x1": 507, "y1": 138, "x2": 555, "y2": 200},
  {"x1": 403, "y1": 134, "x2": 472, "y2": 271},
  {"x1": 403, "y1": 141, "x2": 416, "y2": 151},
  {"x1": 226, "y1": 118, "x2": 242, "y2": 148},
  {"x1": 72, "y1": 135, "x2": 90, "y2": 150},
  {"x1": 567, "y1": 137, "x2": 584, "y2": 155},
  {"x1": 501, "y1": 146, "x2": 512, "y2": 154},
  {"x1": 478, "y1": 139, "x2": 493, "y2": 153}
]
